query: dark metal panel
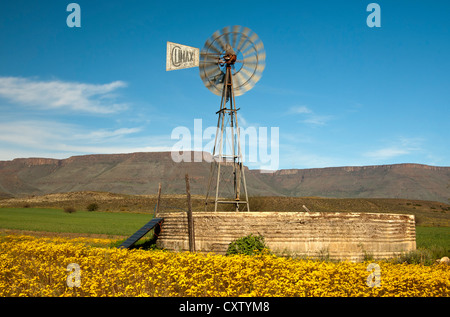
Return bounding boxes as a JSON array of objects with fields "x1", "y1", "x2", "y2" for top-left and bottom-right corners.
[{"x1": 118, "y1": 217, "x2": 164, "y2": 249}]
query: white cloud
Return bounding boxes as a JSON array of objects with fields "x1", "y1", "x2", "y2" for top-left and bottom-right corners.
[
  {"x1": 364, "y1": 147, "x2": 410, "y2": 160},
  {"x1": 289, "y1": 105, "x2": 313, "y2": 114},
  {"x1": 278, "y1": 149, "x2": 341, "y2": 169},
  {"x1": 302, "y1": 114, "x2": 333, "y2": 126},
  {"x1": 237, "y1": 114, "x2": 249, "y2": 128},
  {"x1": 0, "y1": 120, "x2": 172, "y2": 160},
  {"x1": 288, "y1": 105, "x2": 332, "y2": 126},
  {"x1": 363, "y1": 137, "x2": 424, "y2": 161},
  {"x1": 73, "y1": 127, "x2": 143, "y2": 142},
  {"x1": 0, "y1": 76, "x2": 128, "y2": 114}
]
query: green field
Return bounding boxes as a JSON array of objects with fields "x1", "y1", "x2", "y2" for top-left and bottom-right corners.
[
  {"x1": 415, "y1": 226, "x2": 450, "y2": 251},
  {"x1": 0, "y1": 207, "x2": 154, "y2": 237},
  {"x1": 0, "y1": 207, "x2": 448, "y2": 253}
]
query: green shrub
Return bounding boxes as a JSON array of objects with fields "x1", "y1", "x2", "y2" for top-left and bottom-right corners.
[
  {"x1": 64, "y1": 207, "x2": 76, "y2": 214},
  {"x1": 87, "y1": 203, "x2": 99, "y2": 211},
  {"x1": 398, "y1": 249, "x2": 434, "y2": 265},
  {"x1": 393, "y1": 246, "x2": 447, "y2": 265},
  {"x1": 226, "y1": 234, "x2": 269, "y2": 256}
]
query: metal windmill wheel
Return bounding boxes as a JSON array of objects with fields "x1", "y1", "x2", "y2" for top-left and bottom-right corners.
[{"x1": 199, "y1": 25, "x2": 266, "y2": 97}]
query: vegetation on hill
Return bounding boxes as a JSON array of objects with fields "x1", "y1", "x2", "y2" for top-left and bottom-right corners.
[{"x1": 1, "y1": 191, "x2": 448, "y2": 226}]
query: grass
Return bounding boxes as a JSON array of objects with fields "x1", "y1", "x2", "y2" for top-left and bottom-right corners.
[
  {"x1": 0, "y1": 207, "x2": 155, "y2": 237},
  {"x1": 412, "y1": 226, "x2": 450, "y2": 263},
  {"x1": 1, "y1": 207, "x2": 448, "y2": 253},
  {"x1": 416, "y1": 226, "x2": 450, "y2": 250}
]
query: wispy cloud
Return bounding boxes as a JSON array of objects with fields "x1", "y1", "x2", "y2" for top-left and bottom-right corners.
[
  {"x1": 289, "y1": 105, "x2": 313, "y2": 114},
  {"x1": 288, "y1": 105, "x2": 332, "y2": 126},
  {"x1": 364, "y1": 147, "x2": 410, "y2": 160},
  {"x1": 0, "y1": 120, "x2": 172, "y2": 160},
  {"x1": 363, "y1": 137, "x2": 424, "y2": 161},
  {"x1": 72, "y1": 127, "x2": 143, "y2": 142},
  {"x1": 279, "y1": 145, "x2": 343, "y2": 169},
  {"x1": 0, "y1": 76, "x2": 128, "y2": 114},
  {"x1": 302, "y1": 114, "x2": 333, "y2": 126}
]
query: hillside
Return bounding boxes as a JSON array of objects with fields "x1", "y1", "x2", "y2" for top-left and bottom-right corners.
[
  {"x1": 1, "y1": 191, "x2": 449, "y2": 226},
  {"x1": 254, "y1": 163, "x2": 450, "y2": 203},
  {"x1": 0, "y1": 152, "x2": 449, "y2": 203}
]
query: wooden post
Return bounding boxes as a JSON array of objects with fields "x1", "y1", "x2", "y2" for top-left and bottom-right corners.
[
  {"x1": 155, "y1": 183, "x2": 162, "y2": 215},
  {"x1": 185, "y1": 174, "x2": 195, "y2": 252}
]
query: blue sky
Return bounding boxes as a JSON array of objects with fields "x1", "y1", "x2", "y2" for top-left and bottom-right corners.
[{"x1": 0, "y1": 0, "x2": 449, "y2": 170}]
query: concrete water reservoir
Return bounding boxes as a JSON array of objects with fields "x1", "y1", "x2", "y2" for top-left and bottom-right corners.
[{"x1": 156, "y1": 211, "x2": 416, "y2": 261}]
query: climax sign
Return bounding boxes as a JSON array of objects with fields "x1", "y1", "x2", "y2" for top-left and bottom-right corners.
[{"x1": 166, "y1": 41, "x2": 199, "y2": 71}]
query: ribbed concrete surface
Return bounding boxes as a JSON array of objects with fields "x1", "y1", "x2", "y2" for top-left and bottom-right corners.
[{"x1": 155, "y1": 212, "x2": 416, "y2": 261}]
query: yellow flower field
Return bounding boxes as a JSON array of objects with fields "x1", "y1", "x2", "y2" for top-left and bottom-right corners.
[{"x1": 0, "y1": 235, "x2": 448, "y2": 297}]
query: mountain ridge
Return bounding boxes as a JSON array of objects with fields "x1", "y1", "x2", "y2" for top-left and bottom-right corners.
[{"x1": 0, "y1": 152, "x2": 449, "y2": 203}]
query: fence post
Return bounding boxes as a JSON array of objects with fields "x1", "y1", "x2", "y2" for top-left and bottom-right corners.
[
  {"x1": 155, "y1": 183, "x2": 162, "y2": 215},
  {"x1": 185, "y1": 173, "x2": 196, "y2": 252}
]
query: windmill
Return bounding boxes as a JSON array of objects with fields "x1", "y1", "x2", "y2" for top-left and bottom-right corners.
[{"x1": 166, "y1": 25, "x2": 266, "y2": 212}]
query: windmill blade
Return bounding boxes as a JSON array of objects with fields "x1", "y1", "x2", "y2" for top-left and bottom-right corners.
[
  {"x1": 236, "y1": 38, "x2": 250, "y2": 53},
  {"x1": 232, "y1": 72, "x2": 247, "y2": 89},
  {"x1": 246, "y1": 72, "x2": 262, "y2": 88},
  {"x1": 203, "y1": 64, "x2": 221, "y2": 79},
  {"x1": 231, "y1": 25, "x2": 241, "y2": 48},
  {"x1": 202, "y1": 70, "x2": 225, "y2": 97},
  {"x1": 202, "y1": 52, "x2": 221, "y2": 58},
  {"x1": 201, "y1": 56, "x2": 221, "y2": 65},
  {"x1": 204, "y1": 33, "x2": 226, "y2": 58},
  {"x1": 212, "y1": 30, "x2": 227, "y2": 52},
  {"x1": 240, "y1": 26, "x2": 252, "y2": 37},
  {"x1": 201, "y1": 60, "x2": 221, "y2": 64},
  {"x1": 204, "y1": 80, "x2": 222, "y2": 96},
  {"x1": 248, "y1": 32, "x2": 259, "y2": 45},
  {"x1": 243, "y1": 41, "x2": 265, "y2": 73},
  {"x1": 236, "y1": 27, "x2": 251, "y2": 51},
  {"x1": 242, "y1": 54, "x2": 259, "y2": 66},
  {"x1": 253, "y1": 40, "x2": 265, "y2": 53},
  {"x1": 239, "y1": 40, "x2": 255, "y2": 55},
  {"x1": 240, "y1": 37, "x2": 258, "y2": 57},
  {"x1": 201, "y1": 66, "x2": 222, "y2": 81},
  {"x1": 234, "y1": 83, "x2": 251, "y2": 96},
  {"x1": 256, "y1": 50, "x2": 266, "y2": 63},
  {"x1": 243, "y1": 58, "x2": 265, "y2": 75},
  {"x1": 238, "y1": 67, "x2": 255, "y2": 81},
  {"x1": 222, "y1": 26, "x2": 232, "y2": 48},
  {"x1": 203, "y1": 39, "x2": 222, "y2": 55},
  {"x1": 200, "y1": 52, "x2": 218, "y2": 66},
  {"x1": 211, "y1": 40, "x2": 226, "y2": 56}
]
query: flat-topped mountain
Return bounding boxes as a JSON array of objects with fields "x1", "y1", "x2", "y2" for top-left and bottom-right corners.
[{"x1": 0, "y1": 152, "x2": 448, "y2": 203}]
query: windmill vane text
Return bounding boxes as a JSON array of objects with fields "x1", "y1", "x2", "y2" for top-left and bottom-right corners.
[{"x1": 171, "y1": 46, "x2": 196, "y2": 67}]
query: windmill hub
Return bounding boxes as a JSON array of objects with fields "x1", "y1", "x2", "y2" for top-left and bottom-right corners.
[
  {"x1": 221, "y1": 44, "x2": 237, "y2": 66},
  {"x1": 222, "y1": 53, "x2": 237, "y2": 66}
]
